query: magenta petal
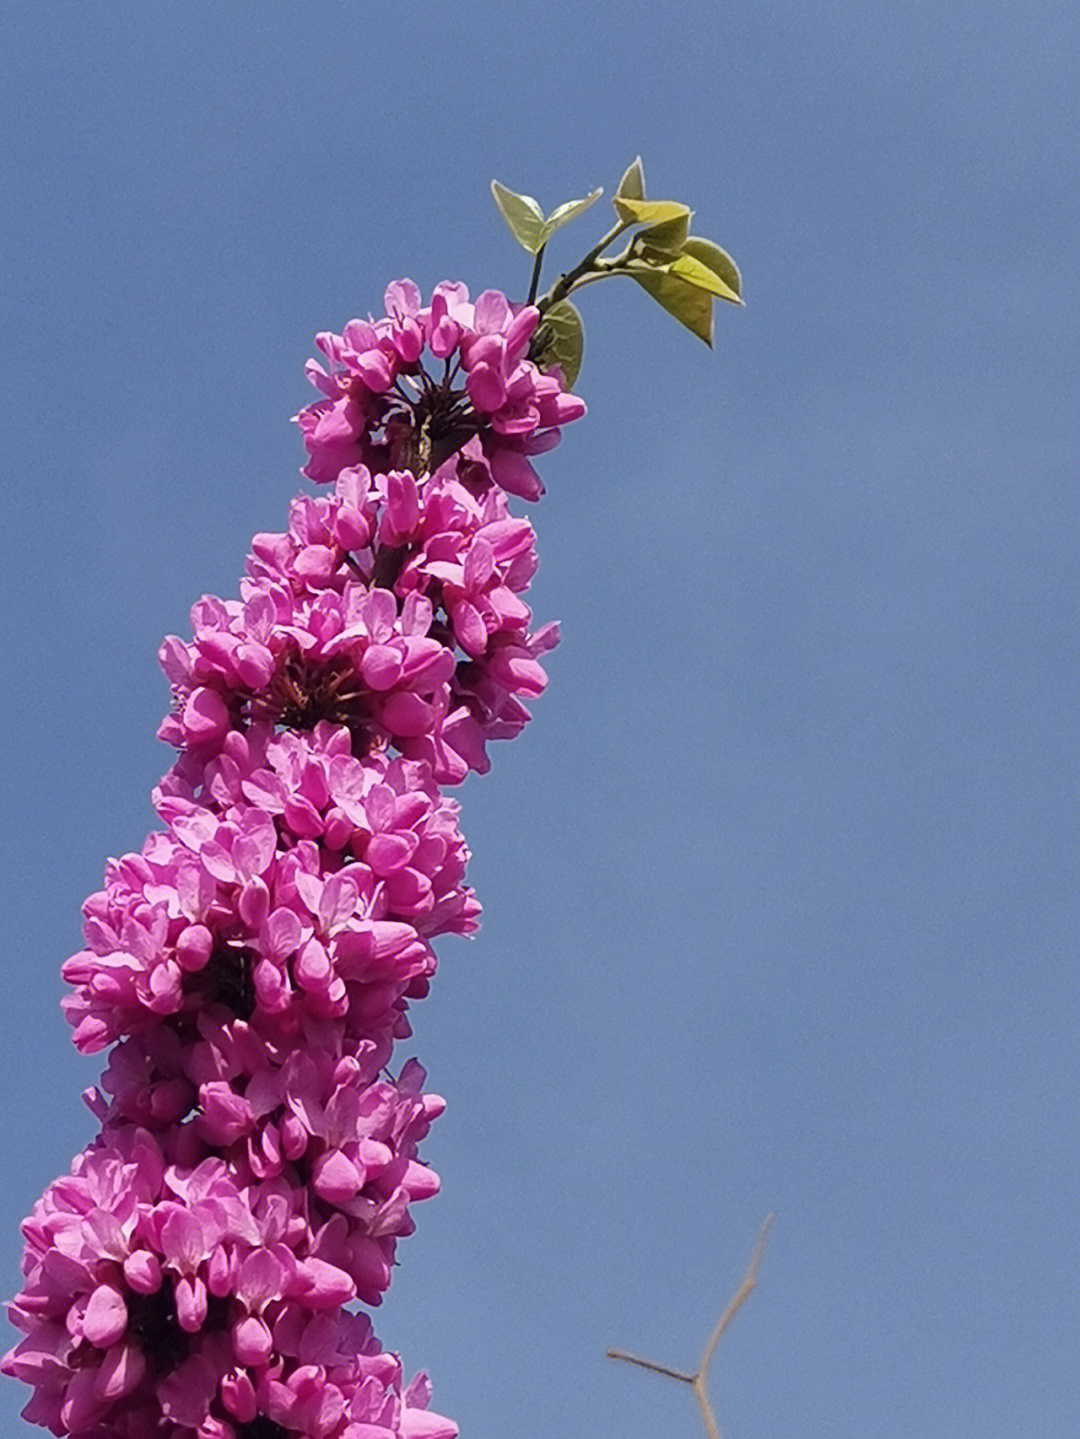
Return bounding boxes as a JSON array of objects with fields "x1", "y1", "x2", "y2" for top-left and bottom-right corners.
[
  {"x1": 60, "y1": 1368, "x2": 101, "y2": 1431},
  {"x1": 488, "y1": 649, "x2": 548, "y2": 697},
  {"x1": 429, "y1": 317, "x2": 459, "y2": 357},
  {"x1": 314, "y1": 396, "x2": 361, "y2": 445},
  {"x1": 175, "y1": 924, "x2": 213, "y2": 972},
  {"x1": 379, "y1": 691, "x2": 436, "y2": 738},
  {"x1": 123, "y1": 1251, "x2": 163, "y2": 1295},
  {"x1": 82, "y1": 1285, "x2": 127, "y2": 1348},
  {"x1": 175, "y1": 1275, "x2": 207, "y2": 1333},
  {"x1": 466, "y1": 364, "x2": 507, "y2": 413},
  {"x1": 313, "y1": 1148, "x2": 362, "y2": 1204},
  {"x1": 466, "y1": 334, "x2": 505, "y2": 370},
  {"x1": 233, "y1": 1313, "x2": 273, "y2": 1366},
  {"x1": 221, "y1": 1369, "x2": 258, "y2": 1423},
  {"x1": 294, "y1": 1258, "x2": 356, "y2": 1308},
  {"x1": 237, "y1": 1249, "x2": 286, "y2": 1311},
  {"x1": 473, "y1": 288, "x2": 511, "y2": 333},
  {"x1": 265, "y1": 907, "x2": 302, "y2": 961},
  {"x1": 402, "y1": 1160, "x2": 441, "y2": 1201},
  {"x1": 93, "y1": 1339, "x2": 145, "y2": 1400},
  {"x1": 488, "y1": 447, "x2": 544, "y2": 500},
  {"x1": 452, "y1": 600, "x2": 488, "y2": 658},
  {"x1": 361, "y1": 644, "x2": 404, "y2": 691},
  {"x1": 158, "y1": 1353, "x2": 219, "y2": 1427},
  {"x1": 183, "y1": 686, "x2": 230, "y2": 744},
  {"x1": 462, "y1": 538, "x2": 495, "y2": 590},
  {"x1": 355, "y1": 350, "x2": 394, "y2": 392},
  {"x1": 366, "y1": 832, "x2": 414, "y2": 876},
  {"x1": 505, "y1": 305, "x2": 540, "y2": 360},
  {"x1": 296, "y1": 939, "x2": 332, "y2": 991},
  {"x1": 384, "y1": 278, "x2": 422, "y2": 317},
  {"x1": 401, "y1": 1408, "x2": 460, "y2": 1439}
]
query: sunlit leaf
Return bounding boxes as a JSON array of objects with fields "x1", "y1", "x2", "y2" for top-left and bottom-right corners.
[
  {"x1": 543, "y1": 189, "x2": 603, "y2": 238},
  {"x1": 633, "y1": 213, "x2": 690, "y2": 253},
  {"x1": 533, "y1": 299, "x2": 585, "y2": 387},
  {"x1": 665, "y1": 250, "x2": 742, "y2": 304},
  {"x1": 612, "y1": 196, "x2": 692, "y2": 226},
  {"x1": 490, "y1": 180, "x2": 548, "y2": 254},
  {"x1": 616, "y1": 156, "x2": 646, "y2": 200},
  {"x1": 631, "y1": 269, "x2": 713, "y2": 346},
  {"x1": 682, "y1": 236, "x2": 743, "y2": 302}
]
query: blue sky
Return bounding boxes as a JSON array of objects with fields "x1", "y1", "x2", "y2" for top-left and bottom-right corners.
[{"x1": 2, "y1": 3, "x2": 1078, "y2": 1436}]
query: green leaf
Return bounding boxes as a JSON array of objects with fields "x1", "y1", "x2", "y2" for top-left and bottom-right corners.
[
  {"x1": 616, "y1": 156, "x2": 646, "y2": 200},
  {"x1": 631, "y1": 269, "x2": 713, "y2": 346},
  {"x1": 542, "y1": 188, "x2": 602, "y2": 240},
  {"x1": 633, "y1": 212, "x2": 690, "y2": 253},
  {"x1": 665, "y1": 250, "x2": 742, "y2": 304},
  {"x1": 490, "y1": 180, "x2": 548, "y2": 254},
  {"x1": 534, "y1": 299, "x2": 585, "y2": 388},
  {"x1": 682, "y1": 236, "x2": 743, "y2": 302},
  {"x1": 612, "y1": 196, "x2": 692, "y2": 226}
]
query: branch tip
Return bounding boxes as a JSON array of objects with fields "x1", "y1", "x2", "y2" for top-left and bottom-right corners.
[
  {"x1": 698, "y1": 1211, "x2": 774, "y2": 1381},
  {"x1": 606, "y1": 1214, "x2": 775, "y2": 1439}
]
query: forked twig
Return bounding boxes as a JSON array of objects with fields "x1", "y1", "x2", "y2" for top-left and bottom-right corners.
[{"x1": 607, "y1": 1214, "x2": 774, "y2": 1439}]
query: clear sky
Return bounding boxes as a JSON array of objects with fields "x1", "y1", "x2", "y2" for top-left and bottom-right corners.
[{"x1": 2, "y1": 3, "x2": 1078, "y2": 1436}]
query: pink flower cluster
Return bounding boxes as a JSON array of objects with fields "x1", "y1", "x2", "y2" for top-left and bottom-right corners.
[
  {"x1": 157, "y1": 466, "x2": 559, "y2": 784},
  {"x1": 295, "y1": 280, "x2": 584, "y2": 500},
  {"x1": 6, "y1": 280, "x2": 577, "y2": 1437}
]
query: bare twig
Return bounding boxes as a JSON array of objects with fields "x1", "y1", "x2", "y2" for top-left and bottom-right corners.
[
  {"x1": 697, "y1": 1212, "x2": 774, "y2": 1380},
  {"x1": 605, "y1": 1353, "x2": 693, "y2": 1384},
  {"x1": 607, "y1": 1213, "x2": 774, "y2": 1439}
]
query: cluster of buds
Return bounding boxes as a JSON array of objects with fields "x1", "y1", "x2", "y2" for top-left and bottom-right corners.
[{"x1": 5, "y1": 162, "x2": 739, "y2": 1438}]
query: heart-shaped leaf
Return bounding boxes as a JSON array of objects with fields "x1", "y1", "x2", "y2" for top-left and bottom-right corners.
[
  {"x1": 533, "y1": 299, "x2": 585, "y2": 387},
  {"x1": 490, "y1": 180, "x2": 548, "y2": 254}
]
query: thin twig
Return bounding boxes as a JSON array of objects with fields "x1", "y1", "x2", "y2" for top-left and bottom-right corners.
[
  {"x1": 605, "y1": 1352, "x2": 694, "y2": 1384},
  {"x1": 607, "y1": 1213, "x2": 774, "y2": 1439},
  {"x1": 698, "y1": 1212, "x2": 774, "y2": 1381}
]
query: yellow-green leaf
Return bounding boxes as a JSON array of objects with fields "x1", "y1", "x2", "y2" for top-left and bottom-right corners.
[
  {"x1": 666, "y1": 250, "x2": 742, "y2": 304},
  {"x1": 612, "y1": 196, "x2": 692, "y2": 226},
  {"x1": 543, "y1": 188, "x2": 602, "y2": 236},
  {"x1": 682, "y1": 236, "x2": 743, "y2": 302},
  {"x1": 534, "y1": 299, "x2": 585, "y2": 388},
  {"x1": 631, "y1": 269, "x2": 713, "y2": 346},
  {"x1": 633, "y1": 213, "x2": 690, "y2": 253},
  {"x1": 616, "y1": 156, "x2": 645, "y2": 200},
  {"x1": 490, "y1": 180, "x2": 547, "y2": 254}
]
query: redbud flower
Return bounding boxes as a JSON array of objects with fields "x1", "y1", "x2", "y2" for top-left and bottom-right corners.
[{"x1": 295, "y1": 280, "x2": 584, "y2": 499}]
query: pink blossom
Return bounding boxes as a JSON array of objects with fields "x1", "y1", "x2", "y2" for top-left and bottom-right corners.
[
  {"x1": 0, "y1": 1127, "x2": 459, "y2": 1435},
  {"x1": 295, "y1": 280, "x2": 584, "y2": 501},
  {"x1": 6, "y1": 266, "x2": 581, "y2": 1438},
  {"x1": 157, "y1": 458, "x2": 556, "y2": 783},
  {"x1": 61, "y1": 744, "x2": 474, "y2": 1053},
  {"x1": 88, "y1": 1028, "x2": 443, "y2": 1303}
]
